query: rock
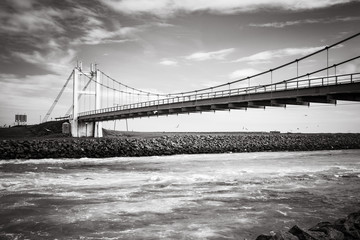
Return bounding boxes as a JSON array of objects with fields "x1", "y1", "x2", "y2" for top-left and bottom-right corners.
[
  {"x1": 256, "y1": 231, "x2": 298, "y2": 240},
  {"x1": 255, "y1": 212, "x2": 360, "y2": 240},
  {"x1": 273, "y1": 231, "x2": 299, "y2": 240},
  {"x1": 1, "y1": 133, "x2": 360, "y2": 159},
  {"x1": 289, "y1": 225, "x2": 320, "y2": 240},
  {"x1": 344, "y1": 211, "x2": 360, "y2": 239},
  {"x1": 332, "y1": 211, "x2": 360, "y2": 240},
  {"x1": 309, "y1": 222, "x2": 345, "y2": 240},
  {"x1": 256, "y1": 234, "x2": 272, "y2": 240}
]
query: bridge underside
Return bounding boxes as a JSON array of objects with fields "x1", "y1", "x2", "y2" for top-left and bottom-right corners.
[{"x1": 78, "y1": 82, "x2": 360, "y2": 123}]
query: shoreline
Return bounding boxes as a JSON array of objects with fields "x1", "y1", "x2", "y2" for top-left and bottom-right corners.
[{"x1": 1, "y1": 132, "x2": 360, "y2": 160}]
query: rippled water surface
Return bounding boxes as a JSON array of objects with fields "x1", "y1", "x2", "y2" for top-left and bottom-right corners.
[{"x1": 1, "y1": 150, "x2": 360, "y2": 239}]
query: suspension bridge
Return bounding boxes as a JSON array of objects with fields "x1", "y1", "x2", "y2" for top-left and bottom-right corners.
[{"x1": 44, "y1": 33, "x2": 360, "y2": 137}]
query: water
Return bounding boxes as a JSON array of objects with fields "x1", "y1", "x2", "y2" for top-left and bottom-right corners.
[{"x1": 1, "y1": 150, "x2": 360, "y2": 240}]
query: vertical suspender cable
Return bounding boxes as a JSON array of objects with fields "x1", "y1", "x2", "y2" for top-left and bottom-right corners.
[
  {"x1": 107, "y1": 76, "x2": 109, "y2": 108},
  {"x1": 270, "y1": 69, "x2": 273, "y2": 93},
  {"x1": 296, "y1": 60, "x2": 299, "y2": 89},
  {"x1": 89, "y1": 77, "x2": 91, "y2": 111},
  {"x1": 81, "y1": 74, "x2": 84, "y2": 113},
  {"x1": 326, "y1": 47, "x2": 329, "y2": 85}
]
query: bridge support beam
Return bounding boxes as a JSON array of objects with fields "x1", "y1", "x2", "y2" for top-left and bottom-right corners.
[
  {"x1": 328, "y1": 93, "x2": 360, "y2": 102},
  {"x1": 271, "y1": 99, "x2": 309, "y2": 106},
  {"x1": 169, "y1": 109, "x2": 182, "y2": 114},
  {"x1": 249, "y1": 100, "x2": 285, "y2": 108},
  {"x1": 297, "y1": 96, "x2": 336, "y2": 104},
  {"x1": 228, "y1": 103, "x2": 247, "y2": 110},
  {"x1": 248, "y1": 102, "x2": 265, "y2": 109},
  {"x1": 196, "y1": 106, "x2": 212, "y2": 112},
  {"x1": 181, "y1": 107, "x2": 196, "y2": 112},
  {"x1": 211, "y1": 104, "x2": 229, "y2": 110}
]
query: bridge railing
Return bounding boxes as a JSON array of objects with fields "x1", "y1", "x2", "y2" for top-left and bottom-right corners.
[{"x1": 79, "y1": 72, "x2": 360, "y2": 117}]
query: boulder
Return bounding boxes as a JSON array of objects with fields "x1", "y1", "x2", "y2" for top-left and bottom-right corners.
[
  {"x1": 309, "y1": 222, "x2": 344, "y2": 240},
  {"x1": 256, "y1": 234, "x2": 272, "y2": 240},
  {"x1": 332, "y1": 211, "x2": 360, "y2": 240},
  {"x1": 289, "y1": 225, "x2": 322, "y2": 240},
  {"x1": 255, "y1": 231, "x2": 298, "y2": 240}
]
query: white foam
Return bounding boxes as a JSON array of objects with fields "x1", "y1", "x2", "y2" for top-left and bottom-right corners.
[
  {"x1": 12, "y1": 201, "x2": 36, "y2": 208},
  {"x1": 191, "y1": 226, "x2": 219, "y2": 239},
  {"x1": 276, "y1": 210, "x2": 288, "y2": 216}
]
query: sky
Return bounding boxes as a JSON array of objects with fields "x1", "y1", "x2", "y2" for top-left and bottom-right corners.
[{"x1": 0, "y1": 0, "x2": 360, "y2": 133}]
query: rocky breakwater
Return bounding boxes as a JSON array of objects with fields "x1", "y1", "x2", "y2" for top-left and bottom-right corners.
[
  {"x1": 1, "y1": 133, "x2": 360, "y2": 159},
  {"x1": 256, "y1": 211, "x2": 360, "y2": 240}
]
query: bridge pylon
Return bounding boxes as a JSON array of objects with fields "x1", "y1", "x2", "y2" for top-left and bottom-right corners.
[
  {"x1": 94, "y1": 66, "x2": 103, "y2": 138},
  {"x1": 70, "y1": 63, "x2": 103, "y2": 138}
]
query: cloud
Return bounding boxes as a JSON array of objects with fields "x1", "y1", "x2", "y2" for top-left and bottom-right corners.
[
  {"x1": 100, "y1": 0, "x2": 174, "y2": 17},
  {"x1": 0, "y1": 1, "x2": 140, "y2": 46},
  {"x1": 0, "y1": 1, "x2": 138, "y2": 75},
  {"x1": 11, "y1": 0, "x2": 35, "y2": 9},
  {"x1": 249, "y1": 16, "x2": 360, "y2": 28},
  {"x1": 233, "y1": 46, "x2": 323, "y2": 64},
  {"x1": 185, "y1": 48, "x2": 235, "y2": 61},
  {"x1": 68, "y1": 6, "x2": 140, "y2": 46},
  {"x1": 12, "y1": 48, "x2": 77, "y2": 75},
  {"x1": 229, "y1": 68, "x2": 261, "y2": 80},
  {"x1": 152, "y1": 22, "x2": 175, "y2": 28},
  {"x1": 0, "y1": 3, "x2": 78, "y2": 74},
  {"x1": 100, "y1": 0, "x2": 355, "y2": 17},
  {"x1": 159, "y1": 59, "x2": 178, "y2": 66},
  {"x1": 0, "y1": 7, "x2": 65, "y2": 34},
  {"x1": 72, "y1": 26, "x2": 138, "y2": 45},
  {"x1": 337, "y1": 62, "x2": 360, "y2": 75}
]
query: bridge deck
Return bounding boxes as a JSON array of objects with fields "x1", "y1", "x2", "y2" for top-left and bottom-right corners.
[{"x1": 78, "y1": 74, "x2": 360, "y2": 122}]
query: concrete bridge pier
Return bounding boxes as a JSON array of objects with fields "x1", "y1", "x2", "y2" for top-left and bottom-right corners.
[
  {"x1": 76, "y1": 122, "x2": 94, "y2": 137},
  {"x1": 94, "y1": 121, "x2": 103, "y2": 138},
  {"x1": 71, "y1": 122, "x2": 102, "y2": 138},
  {"x1": 73, "y1": 121, "x2": 102, "y2": 137}
]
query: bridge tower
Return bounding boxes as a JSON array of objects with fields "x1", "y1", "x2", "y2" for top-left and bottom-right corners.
[
  {"x1": 70, "y1": 67, "x2": 79, "y2": 137},
  {"x1": 94, "y1": 65, "x2": 103, "y2": 138},
  {"x1": 70, "y1": 63, "x2": 103, "y2": 137}
]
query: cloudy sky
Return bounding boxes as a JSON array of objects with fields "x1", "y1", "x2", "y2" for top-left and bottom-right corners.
[{"x1": 0, "y1": 0, "x2": 360, "y2": 132}]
